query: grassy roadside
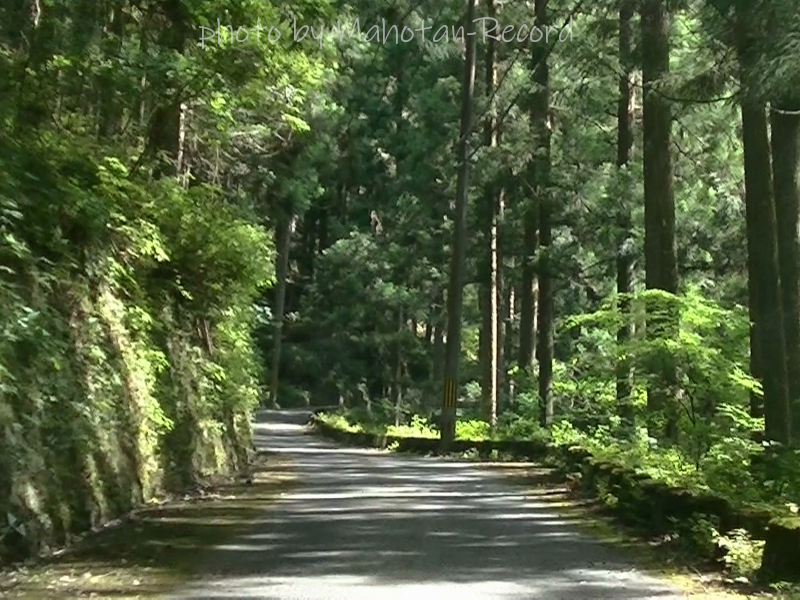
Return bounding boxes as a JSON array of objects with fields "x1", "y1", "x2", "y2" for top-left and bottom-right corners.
[{"x1": 0, "y1": 451, "x2": 297, "y2": 599}]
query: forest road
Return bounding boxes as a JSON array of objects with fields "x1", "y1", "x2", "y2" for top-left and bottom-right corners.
[{"x1": 169, "y1": 409, "x2": 687, "y2": 599}]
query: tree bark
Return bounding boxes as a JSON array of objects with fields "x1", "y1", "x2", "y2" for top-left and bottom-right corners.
[
  {"x1": 770, "y1": 100, "x2": 800, "y2": 440},
  {"x1": 479, "y1": 0, "x2": 500, "y2": 428},
  {"x1": 504, "y1": 281, "x2": 516, "y2": 403},
  {"x1": 493, "y1": 187, "x2": 504, "y2": 426},
  {"x1": 149, "y1": 0, "x2": 186, "y2": 178},
  {"x1": 748, "y1": 275, "x2": 763, "y2": 421},
  {"x1": 441, "y1": 0, "x2": 478, "y2": 450},
  {"x1": 269, "y1": 215, "x2": 296, "y2": 409},
  {"x1": 735, "y1": 0, "x2": 790, "y2": 446},
  {"x1": 616, "y1": 0, "x2": 635, "y2": 430},
  {"x1": 641, "y1": 0, "x2": 679, "y2": 443},
  {"x1": 518, "y1": 207, "x2": 538, "y2": 374},
  {"x1": 532, "y1": 0, "x2": 553, "y2": 428}
]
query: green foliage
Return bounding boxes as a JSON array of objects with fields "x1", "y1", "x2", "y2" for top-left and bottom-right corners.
[
  {"x1": 316, "y1": 413, "x2": 364, "y2": 434},
  {"x1": 455, "y1": 419, "x2": 492, "y2": 441},
  {"x1": 0, "y1": 0, "x2": 287, "y2": 559},
  {"x1": 0, "y1": 130, "x2": 273, "y2": 559},
  {"x1": 495, "y1": 414, "x2": 551, "y2": 444},
  {"x1": 3, "y1": 0, "x2": 799, "y2": 582},
  {"x1": 387, "y1": 415, "x2": 437, "y2": 439},
  {"x1": 714, "y1": 528, "x2": 765, "y2": 580}
]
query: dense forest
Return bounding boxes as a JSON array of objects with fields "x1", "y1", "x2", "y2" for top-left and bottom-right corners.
[{"x1": 1, "y1": 0, "x2": 800, "y2": 589}]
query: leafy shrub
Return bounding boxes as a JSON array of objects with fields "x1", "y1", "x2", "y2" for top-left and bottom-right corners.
[
  {"x1": 496, "y1": 414, "x2": 550, "y2": 443},
  {"x1": 714, "y1": 528, "x2": 765, "y2": 580},
  {"x1": 455, "y1": 419, "x2": 491, "y2": 441},
  {"x1": 386, "y1": 414, "x2": 437, "y2": 438},
  {"x1": 316, "y1": 413, "x2": 364, "y2": 434},
  {"x1": 668, "y1": 515, "x2": 719, "y2": 558}
]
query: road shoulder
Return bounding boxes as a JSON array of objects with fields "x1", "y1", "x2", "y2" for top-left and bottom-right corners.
[{"x1": 0, "y1": 452, "x2": 296, "y2": 599}]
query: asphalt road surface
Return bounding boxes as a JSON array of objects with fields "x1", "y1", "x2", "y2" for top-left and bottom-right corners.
[{"x1": 170, "y1": 410, "x2": 686, "y2": 599}]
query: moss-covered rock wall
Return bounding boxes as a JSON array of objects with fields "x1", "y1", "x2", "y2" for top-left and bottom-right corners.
[{"x1": 0, "y1": 138, "x2": 272, "y2": 563}]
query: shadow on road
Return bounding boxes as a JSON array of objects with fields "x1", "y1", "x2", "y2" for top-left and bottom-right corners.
[{"x1": 172, "y1": 410, "x2": 683, "y2": 599}]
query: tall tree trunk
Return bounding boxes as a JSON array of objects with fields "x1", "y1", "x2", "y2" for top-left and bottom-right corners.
[
  {"x1": 735, "y1": 0, "x2": 790, "y2": 446},
  {"x1": 149, "y1": 0, "x2": 186, "y2": 178},
  {"x1": 616, "y1": 0, "x2": 635, "y2": 429},
  {"x1": 641, "y1": 0, "x2": 678, "y2": 443},
  {"x1": 533, "y1": 0, "x2": 553, "y2": 428},
  {"x1": 479, "y1": 0, "x2": 500, "y2": 428},
  {"x1": 269, "y1": 215, "x2": 296, "y2": 408},
  {"x1": 770, "y1": 100, "x2": 800, "y2": 439},
  {"x1": 494, "y1": 187, "x2": 504, "y2": 426},
  {"x1": 737, "y1": 106, "x2": 789, "y2": 436},
  {"x1": 441, "y1": 0, "x2": 478, "y2": 450},
  {"x1": 486, "y1": 186, "x2": 501, "y2": 428}
]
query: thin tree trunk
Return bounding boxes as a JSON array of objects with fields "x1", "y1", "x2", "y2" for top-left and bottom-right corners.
[
  {"x1": 641, "y1": 0, "x2": 678, "y2": 443},
  {"x1": 518, "y1": 207, "x2": 538, "y2": 373},
  {"x1": 770, "y1": 100, "x2": 800, "y2": 439},
  {"x1": 487, "y1": 188, "x2": 501, "y2": 428},
  {"x1": 480, "y1": 287, "x2": 492, "y2": 415},
  {"x1": 533, "y1": 0, "x2": 553, "y2": 428},
  {"x1": 440, "y1": 0, "x2": 478, "y2": 450},
  {"x1": 392, "y1": 310, "x2": 404, "y2": 427},
  {"x1": 269, "y1": 215, "x2": 296, "y2": 408},
  {"x1": 504, "y1": 281, "x2": 516, "y2": 403},
  {"x1": 478, "y1": 0, "x2": 500, "y2": 428},
  {"x1": 748, "y1": 277, "x2": 763, "y2": 421},
  {"x1": 494, "y1": 187, "x2": 504, "y2": 426},
  {"x1": 616, "y1": 0, "x2": 635, "y2": 430}
]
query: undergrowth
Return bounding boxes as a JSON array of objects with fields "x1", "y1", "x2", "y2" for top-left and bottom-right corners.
[{"x1": 0, "y1": 138, "x2": 273, "y2": 563}]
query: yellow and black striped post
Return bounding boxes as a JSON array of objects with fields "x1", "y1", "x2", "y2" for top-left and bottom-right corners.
[{"x1": 443, "y1": 378, "x2": 457, "y2": 409}]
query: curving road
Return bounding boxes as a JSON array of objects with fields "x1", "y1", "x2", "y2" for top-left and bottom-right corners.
[{"x1": 170, "y1": 410, "x2": 686, "y2": 599}]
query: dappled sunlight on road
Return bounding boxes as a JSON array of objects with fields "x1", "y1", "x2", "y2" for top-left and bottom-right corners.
[{"x1": 170, "y1": 409, "x2": 685, "y2": 599}]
